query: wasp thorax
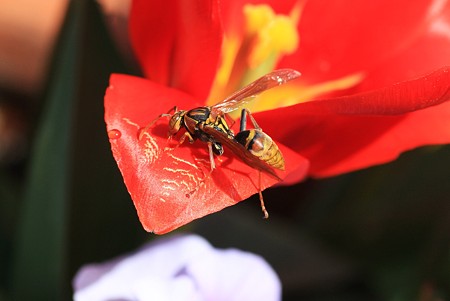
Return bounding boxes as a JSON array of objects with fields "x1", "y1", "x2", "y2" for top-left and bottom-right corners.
[{"x1": 168, "y1": 111, "x2": 186, "y2": 135}]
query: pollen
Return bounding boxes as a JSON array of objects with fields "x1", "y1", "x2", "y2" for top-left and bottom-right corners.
[{"x1": 265, "y1": 16, "x2": 299, "y2": 54}]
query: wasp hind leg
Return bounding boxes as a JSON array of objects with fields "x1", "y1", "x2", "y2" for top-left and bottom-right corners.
[
  {"x1": 240, "y1": 109, "x2": 269, "y2": 218},
  {"x1": 138, "y1": 106, "x2": 178, "y2": 140},
  {"x1": 239, "y1": 108, "x2": 262, "y2": 131},
  {"x1": 258, "y1": 171, "x2": 269, "y2": 219}
]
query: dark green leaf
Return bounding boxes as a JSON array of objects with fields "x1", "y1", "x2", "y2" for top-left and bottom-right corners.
[
  {"x1": 11, "y1": 1, "x2": 79, "y2": 299},
  {"x1": 11, "y1": 1, "x2": 145, "y2": 300}
]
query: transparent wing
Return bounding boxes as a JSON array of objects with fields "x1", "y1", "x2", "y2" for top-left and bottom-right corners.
[
  {"x1": 202, "y1": 124, "x2": 282, "y2": 181},
  {"x1": 212, "y1": 69, "x2": 301, "y2": 114}
]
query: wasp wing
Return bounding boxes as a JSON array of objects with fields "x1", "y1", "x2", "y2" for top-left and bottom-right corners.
[
  {"x1": 202, "y1": 124, "x2": 282, "y2": 181},
  {"x1": 212, "y1": 69, "x2": 301, "y2": 114}
]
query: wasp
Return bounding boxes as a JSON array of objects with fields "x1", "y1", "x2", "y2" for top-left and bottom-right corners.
[
  {"x1": 141, "y1": 69, "x2": 301, "y2": 217},
  {"x1": 200, "y1": 107, "x2": 286, "y2": 218}
]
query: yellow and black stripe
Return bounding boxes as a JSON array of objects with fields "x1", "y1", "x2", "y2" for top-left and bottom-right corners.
[{"x1": 235, "y1": 129, "x2": 285, "y2": 170}]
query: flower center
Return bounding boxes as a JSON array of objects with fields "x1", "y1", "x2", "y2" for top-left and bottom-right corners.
[
  {"x1": 244, "y1": 4, "x2": 300, "y2": 70},
  {"x1": 207, "y1": 3, "x2": 302, "y2": 106},
  {"x1": 207, "y1": 2, "x2": 364, "y2": 112}
]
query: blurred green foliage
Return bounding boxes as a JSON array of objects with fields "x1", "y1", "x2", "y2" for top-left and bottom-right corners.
[{"x1": 0, "y1": 1, "x2": 448, "y2": 300}]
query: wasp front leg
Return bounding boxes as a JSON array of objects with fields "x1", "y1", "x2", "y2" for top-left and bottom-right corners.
[{"x1": 176, "y1": 131, "x2": 195, "y2": 146}]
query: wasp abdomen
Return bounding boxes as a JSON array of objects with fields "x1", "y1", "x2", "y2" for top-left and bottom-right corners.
[{"x1": 235, "y1": 130, "x2": 285, "y2": 170}]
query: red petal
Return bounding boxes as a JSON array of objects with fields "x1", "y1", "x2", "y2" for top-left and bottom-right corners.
[
  {"x1": 279, "y1": 0, "x2": 450, "y2": 87},
  {"x1": 357, "y1": 6, "x2": 450, "y2": 91},
  {"x1": 255, "y1": 67, "x2": 450, "y2": 177},
  {"x1": 105, "y1": 74, "x2": 309, "y2": 234},
  {"x1": 129, "y1": 0, "x2": 223, "y2": 100}
]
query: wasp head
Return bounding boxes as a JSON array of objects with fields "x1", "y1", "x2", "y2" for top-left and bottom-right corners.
[{"x1": 168, "y1": 110, "x2": 186, "y2": 136}]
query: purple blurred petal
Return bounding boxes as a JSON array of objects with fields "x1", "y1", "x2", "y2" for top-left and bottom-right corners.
[
  {"x1": 186, "y1": 249, "x2": 281, "y2": 301},
  {"x1": 73, "y1": 235, "x2": 281, "y2": 301}
]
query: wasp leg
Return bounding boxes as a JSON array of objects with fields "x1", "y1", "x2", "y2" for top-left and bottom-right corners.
[
  {"x1": 177, "y1": 131, "x2": 195, "y2": 146},
  {"x1": 258, "y1": 171, "x2": 269, "y2": 218},
  {"x1": 166, "y1": 130, "x2": 195, "y2": 150},
  {"x1": 240, "y1": 108, "x2": 262, "y2": 131},
  {"x1": 224, "y1": 113, "x2": 236, "y2": 130},
  {"x1": 138, "y1": 106, "x2": 178, "y2": 140},
  {"x1": 207, "y1": 142, "x2": 216, "y2": 171},
  {"x1": 240, "y1": 109, "x2": 247, "y2": 132},
  {"x1": 197, "y1": 123, "x2": 217, "y2": 172}
]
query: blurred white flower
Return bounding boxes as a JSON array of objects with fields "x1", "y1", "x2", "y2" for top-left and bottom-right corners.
[{"x1": 73, "y1": 235, "x2": 281, "y2": 301}]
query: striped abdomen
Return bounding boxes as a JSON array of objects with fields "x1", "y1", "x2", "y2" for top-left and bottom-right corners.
[{"x1": 235, "y1": 129, "x2": 285, "y2": 170}]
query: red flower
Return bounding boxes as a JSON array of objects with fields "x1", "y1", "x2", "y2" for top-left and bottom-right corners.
[{"x1": 105, "y1": 0, "x2": 450, "y2": 234}]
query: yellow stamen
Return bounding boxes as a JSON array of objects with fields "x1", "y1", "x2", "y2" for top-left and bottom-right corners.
[
  {"x1": 244, "y1": 3, "x2": 301, "y2": 79},
  {"x1": 248, "y1": 15, "x2": 299, "y2": 68},
  {"x1": 207, "y1": 35, "x2": 240, "y2": 104},
  {"x1": 244, "y1": 4, "x2": 275, "y2": 35}
]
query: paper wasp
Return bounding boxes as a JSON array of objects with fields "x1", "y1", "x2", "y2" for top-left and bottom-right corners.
[
  {"x1": 200, "y1": 108, "x2": 285, "y2": 218},
  {"x1": 140, "y1": 69, "x2": 301, "y2": 217}
]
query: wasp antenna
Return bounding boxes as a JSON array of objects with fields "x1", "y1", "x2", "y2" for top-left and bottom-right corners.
[
  {"x1": 258, "y1": 171, "x2": 269, "y2": 219},
  {"x1": 139, "y1": 113, "x2": 172, "y2": 140}
]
